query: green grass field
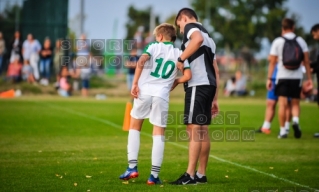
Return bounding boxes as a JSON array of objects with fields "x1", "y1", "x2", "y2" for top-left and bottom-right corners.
[{"x1": 0, "y1": 97, "x2": 318, "y2": 192}]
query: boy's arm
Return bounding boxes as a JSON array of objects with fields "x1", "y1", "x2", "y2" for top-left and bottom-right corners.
[
  {"x1": 131, "y1": 54, "x2": 150, "y2": 98},
  {"x1": 171, "y1": 68, "x2": 192, "y2": 91}
]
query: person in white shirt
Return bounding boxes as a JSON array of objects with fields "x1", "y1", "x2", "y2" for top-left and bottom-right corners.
[
  {"x1": 267, "y1": 18, "x2": 313, "y2": 139},
  {"x1": 22, "y1": 34, "x2": 41, "y2": 80},
  {"x1": 119, "y1": 23, "x2": 191, "y2": 185}
]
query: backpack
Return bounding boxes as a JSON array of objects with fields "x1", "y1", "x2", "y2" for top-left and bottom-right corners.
[{"x1": 282, "y1": 36, "x2": 304, "y2": 70}]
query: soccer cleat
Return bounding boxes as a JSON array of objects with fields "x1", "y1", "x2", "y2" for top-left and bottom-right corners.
[
  {"x1": 256, "y1": 127, "x2": 271, "y2": 134},
  {"x1": 119, "y1": 166, "x2": 139, "y2": 180},
  {"x1": 255, "y1": 127, "x2": 262, "y2": 133},
  {"x1": 292, "y1": 123, "x2": 302, "y2": 139},
  {"x1": 194, "y1": 172, "x2": 207, "y2": 184},
  {"x1": 277, "y1": 134, "x2": 288, "y2": 139},
  {"x1": 314, "y1": 133, "x2": 319, "y2": 138},
  {"x1": 147, "y1": 174, "x2": 162, "y2": 185},
  {"x1": 169, "y1": 172, "x2": 197, "y2": 185},
  {"x1": 261, "y1": 128, "x2": 271, "y2": 134}
]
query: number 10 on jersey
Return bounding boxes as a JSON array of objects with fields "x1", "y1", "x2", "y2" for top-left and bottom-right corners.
[{"x1": 150, "y1": 58, "x2": 176, "y2": 79}]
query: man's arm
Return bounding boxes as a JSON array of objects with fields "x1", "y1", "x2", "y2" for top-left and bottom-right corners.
[
  {"x1": 303, "y1": 52, "x2": 312, "y2": 80},
  {"x1": 213, "y1": 59, "x2": 219, "y2": 101},
  {"x1": 177, "y1": 31, "x2": 203, "y2": 71},
  {"x1": 267, "y1": 55, "x2": 277, "y2": 90},
  {"x1": 131, "y1": 54, "x2": 149, "y2": 98}
]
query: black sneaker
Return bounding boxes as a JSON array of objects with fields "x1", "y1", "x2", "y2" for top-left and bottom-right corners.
[
  {"x1": 255, "y1": 127, "x2": 263, "y2": 133},
  {"x1": 292, "y1": 123, "x2": 302, "y2": 139},
  {"x1": 277, "y1": 134, "x2": 288, "y2": 139},
  {"x1": 169, "y1": 172, "x2": 197, "y2": 185},
  {"x1": 194, "y1": 172, "x2": 207, "y2": 184}
]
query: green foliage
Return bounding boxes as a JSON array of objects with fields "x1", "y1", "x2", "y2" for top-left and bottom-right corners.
[
  {"x1": 0, "y1": 4, "x2": 22, "y2": 50},
  {"x1": 191, "y1": 0, "x2": 291, "y2": 51},
  {"x1": 125, "y1": 5, "x2": 160, "y2": 40}
]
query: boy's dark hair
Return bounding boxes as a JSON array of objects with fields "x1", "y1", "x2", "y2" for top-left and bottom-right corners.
[
  {"x1": 282, "y1": 18, "x2": 295, "y2": 30},
  {"x1": 175, "y1": 8, "x2": 198, "y2": 26},
  {"x1": 311, "y1": 23, "x2": 319, "y2": 33}
]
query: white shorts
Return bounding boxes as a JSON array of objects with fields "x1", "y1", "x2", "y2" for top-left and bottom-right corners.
[{"x1": 130, "y1": 95, "x2": 168, "y2": 127}]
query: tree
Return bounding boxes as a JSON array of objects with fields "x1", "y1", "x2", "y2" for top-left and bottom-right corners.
[
  {"x1": 192, "y1": 0, "x2": 290, "y2": 51},
  {"x1": 125, "y1": 5, "x2": 159, "y2": 40},
  {"x1": 0, "y1": 4, "x2": 22, "y2": 50},
  {"x1": 191, "y1": 0, "x2": 310, "y2": 71}
]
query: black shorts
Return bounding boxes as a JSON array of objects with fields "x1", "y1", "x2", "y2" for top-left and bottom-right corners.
[
  {"x1": 184, "y1": 85, "x2": 216, "y2": 125},
  {"x1": 275, "y1": 79, "x2": 302, "y2": 99}
]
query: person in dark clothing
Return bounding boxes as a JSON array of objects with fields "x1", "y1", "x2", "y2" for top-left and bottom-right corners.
[
  {"x1": 310, "y1": 24, "x2": 319, "y2": 138},
  {"x1": 39, "y1": 38, "x2": 53, "y2": 85},
  {"x1": 9, "y1": 31, "x2": 23, "y2": 63}
]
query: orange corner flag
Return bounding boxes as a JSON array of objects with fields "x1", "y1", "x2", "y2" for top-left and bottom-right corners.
[
  {"x1": 0, "y1": 89, "x2": 15, "y2": 98},
  {"x1": 123, "y1": 102, "x2": 132, "y2": 131}
]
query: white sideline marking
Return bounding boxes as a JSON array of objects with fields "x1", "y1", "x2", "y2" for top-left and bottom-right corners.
[{"x1": 45, "y1": 103, "x2": 318, "y2": 191}]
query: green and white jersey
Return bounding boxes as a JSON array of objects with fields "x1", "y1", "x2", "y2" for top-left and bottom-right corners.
[{"x1": 138, "y1": 41, "x2": 189, "y2": 101}]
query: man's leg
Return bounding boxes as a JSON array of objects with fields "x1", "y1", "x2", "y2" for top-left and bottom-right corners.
[
  {"x1": 278, "y1": 96, "x2": 288, "y2": 137},
  {"x1": 260, "y1": 99, "x2": 277, "y2": 134},
  {"x1": 291, "y1": 98, "x2": 302, "y2": 138},
  {"x1": 197, "y1": 125, "x2": 210, "y2": 176},
  {"x1": 186, "y1": 124, "x2": 202, "y2": 177},
  {"x1": 285, "y1": 101, "x2": 292, "y2": 133}
]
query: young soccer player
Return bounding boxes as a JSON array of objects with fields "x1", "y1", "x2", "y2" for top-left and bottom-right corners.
[{"x1": 119, "y1": 23, "x2": 192, "y2": 185}]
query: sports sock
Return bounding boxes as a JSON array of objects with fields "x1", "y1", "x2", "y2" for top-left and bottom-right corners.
[
  {"x1": 285, "y1": 121, "x2": 290, "y2": 131},
  {"x1": 127, "y1": 129, "x2": 140, "y2": 169},
  {"x1": 196, "y1": 172, "x2": 204, "y2": 178},
  {"x1": 280, "y1": 127, "x2": 287, "y2": 135},
  {"x1": 262, "y1": 121, "x2": 271, "y2": 129},
  {"x1": 151, "y1": 135, "x2": 165, "y2": 178},
  {"x1": 292, "y1": 117, "x2": 299, "y2": 124}
]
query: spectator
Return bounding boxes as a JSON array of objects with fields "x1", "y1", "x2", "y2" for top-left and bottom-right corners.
[
  {"x1": 9, "y1": 31, "x2": 23, "y2": 63},
  {"x1": 58, "y1": 66, "x2": 72, "y2": 97},
  {"x1": 22, "y1": 34, "x2": 41, "y2": 80},
  {"x1": 224, "y1": 76, "x2": 236, "y2": 96},
  {"x1": 6, "y1": 55, "x2": 22, "y2": 83},
  {"x1": 80, "y1": 61, "x2": 91, "y2": 97},
  {"x1": 125, "y1": 48, "x2": 138, "y2": 91},
  {"x1": 39, "y1": 38, "x2": 53, "y2": 86},
  {"x1": 0, "y1": 32, "x2": 5, "y2": 74},
  {"x1": 310, "y1": 23, "x2": 319, "y2": 138},
  {"x1": 53, "y1": 39, "x2": 63, "y2": 76},
  {"x1": 235, "y1": 71, "x2": 248, "y2": 96},
  {"x1": 22, "y1": 60, "x2": 36, "y2": 84}
]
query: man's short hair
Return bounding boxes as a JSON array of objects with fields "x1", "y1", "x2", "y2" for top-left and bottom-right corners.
[
  {"x1": 175, "y1": 8, "x2": 198, "y2": 26},
  {"x1": 311, "y1": 23, "x2": 319, "y2": 33},
  {"x1": 282, "y1": 18, "x2": 295, "y2": 30},
  {"x1": 153, "y1": 23, "x2": 177, "y2": 42}
]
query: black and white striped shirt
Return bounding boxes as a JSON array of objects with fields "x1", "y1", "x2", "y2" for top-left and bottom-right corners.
[{"x1": 181, "y1": 22, "x2": 217, "y2": 89}]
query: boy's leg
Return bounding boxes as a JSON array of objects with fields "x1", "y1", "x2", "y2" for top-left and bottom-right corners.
[
  {"x1": 150, "y1": 126, "x2": 165, "y2": 179},
  {"x1": 127, "y1": 118, "x2": 143, "y2": 168}
]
